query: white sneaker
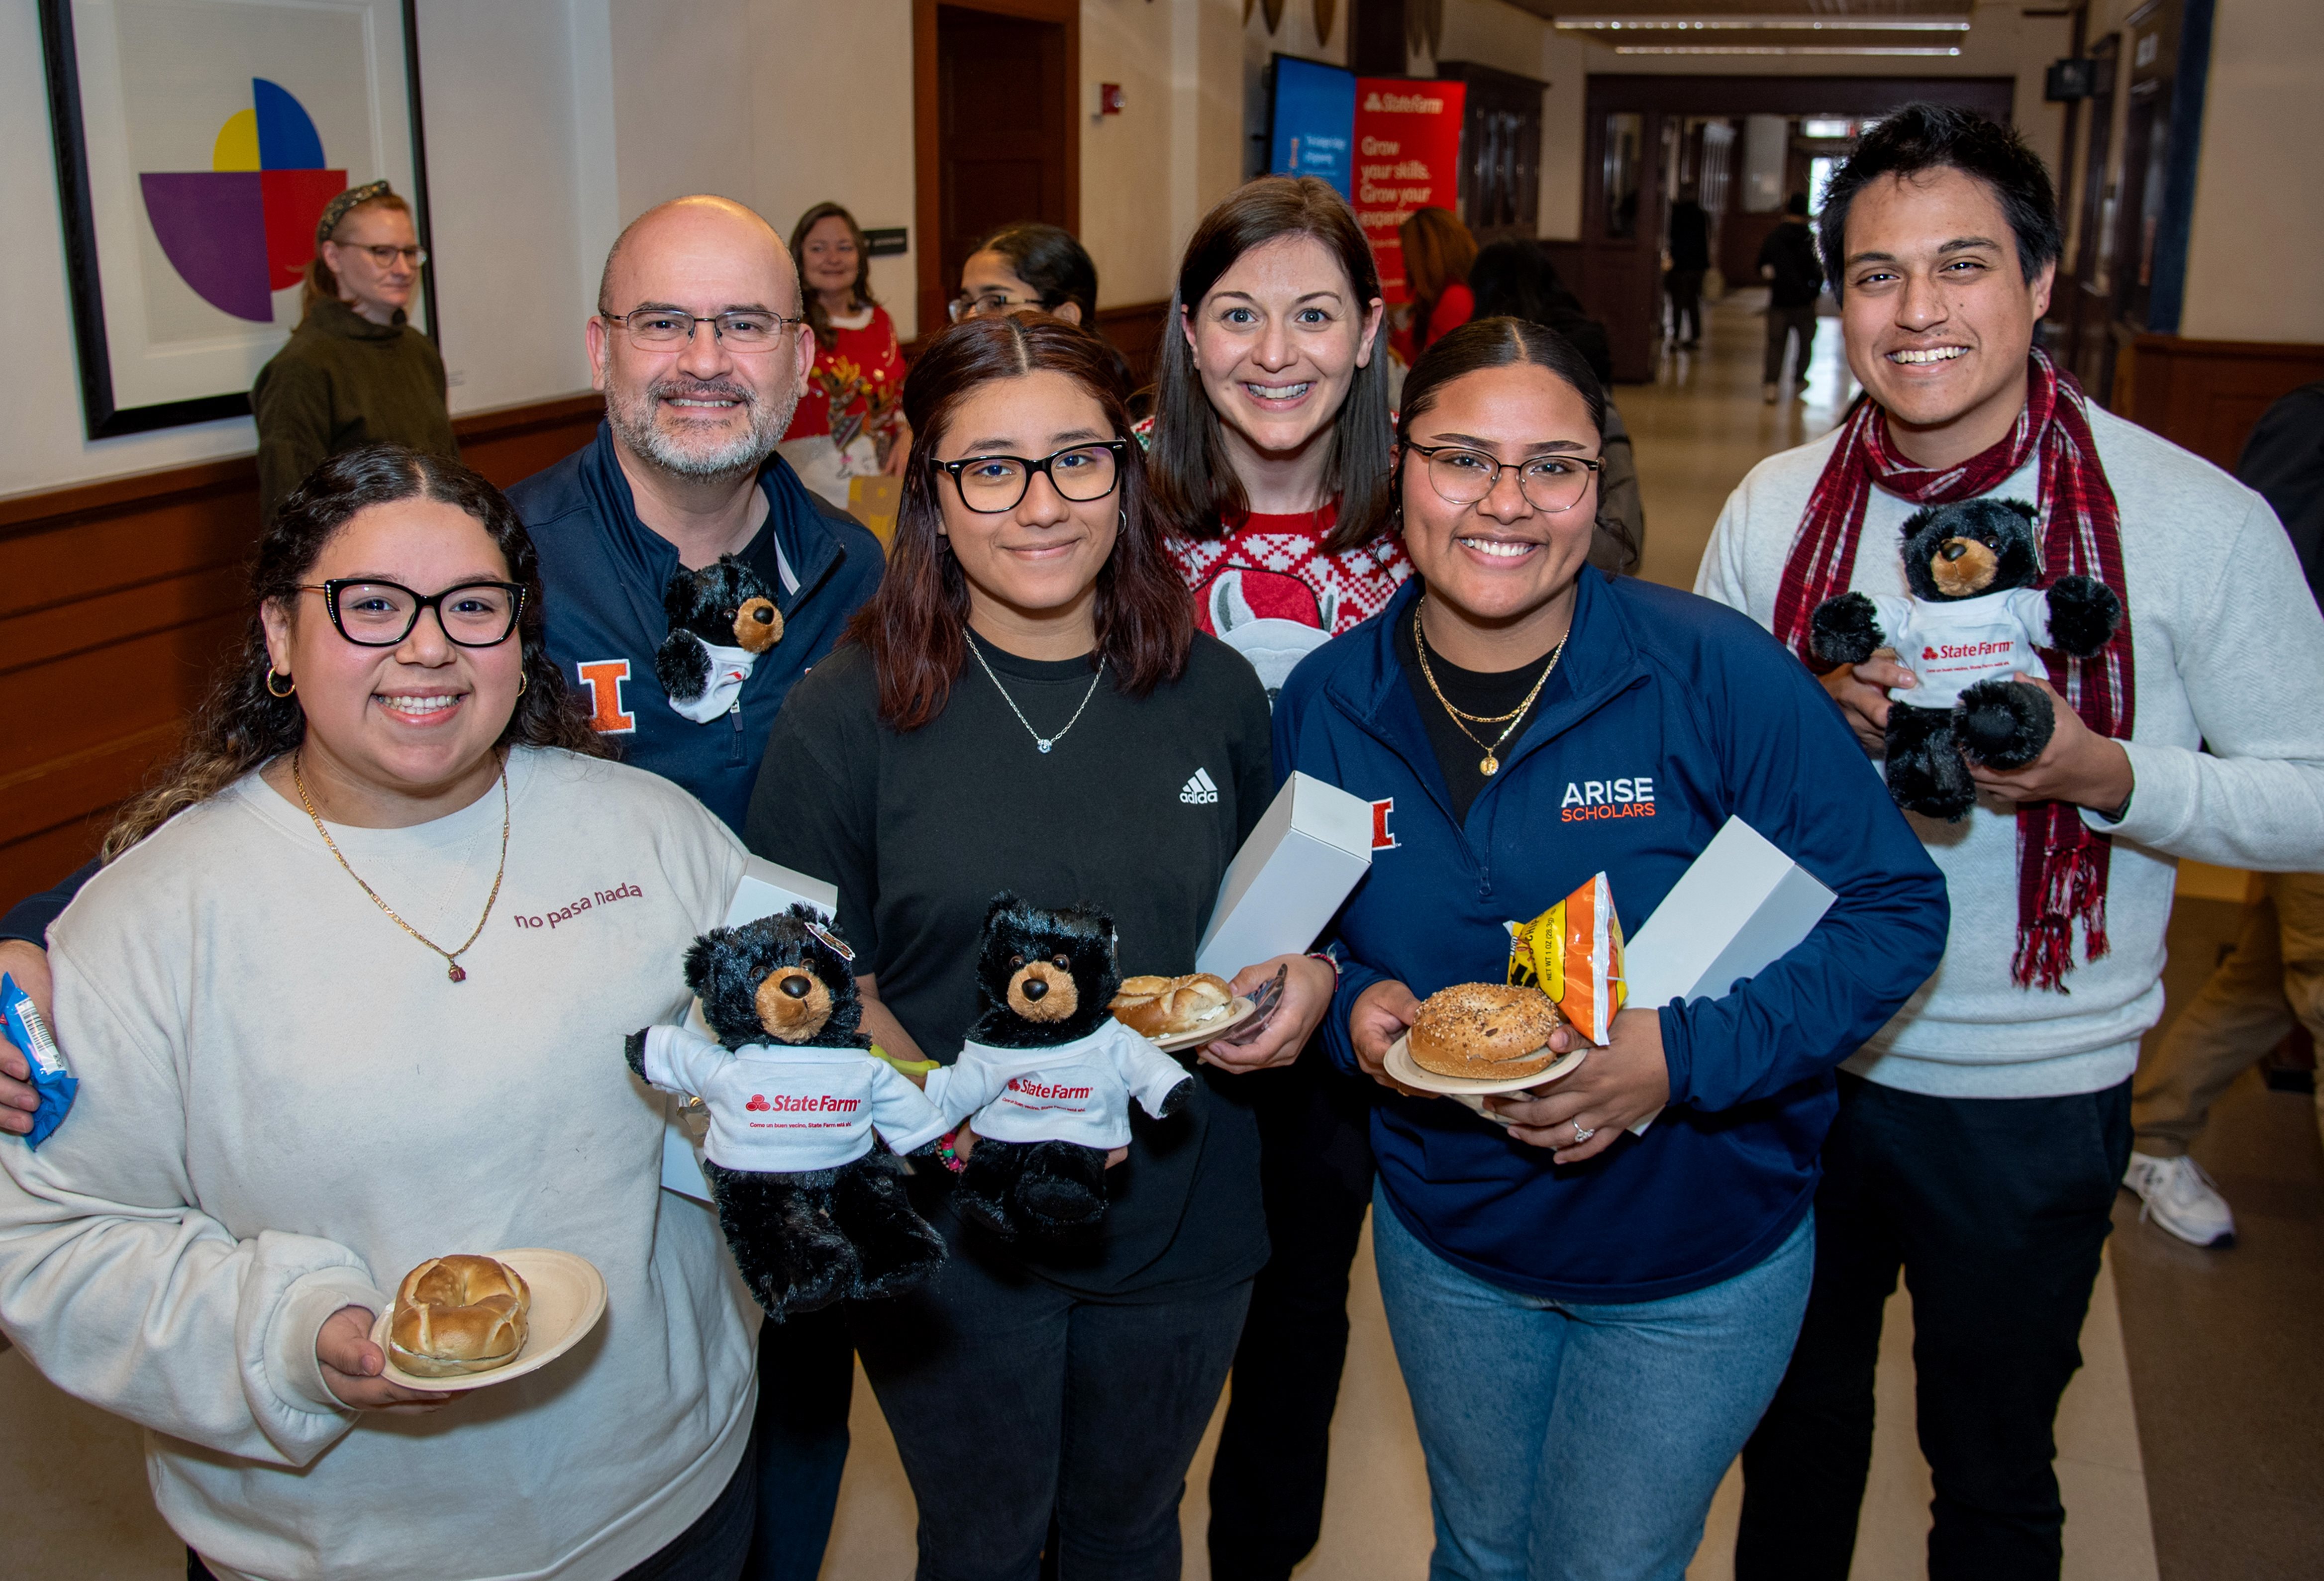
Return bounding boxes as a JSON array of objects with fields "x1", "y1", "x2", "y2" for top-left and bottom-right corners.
[{"x1": 2122, "y1": 1152, "x2": 2237, "y2": 1247}]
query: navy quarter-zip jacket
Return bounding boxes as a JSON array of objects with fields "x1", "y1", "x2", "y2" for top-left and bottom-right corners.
[
  {"x1": 508, "y1": 423, "x2": 885, "y2": 833},
  {"x1": 1276, "y1": 571, "x2": 1946, "y2": 1301}
]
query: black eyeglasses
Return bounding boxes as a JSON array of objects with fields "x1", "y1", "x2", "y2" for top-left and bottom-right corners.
[
  {"x1": 301, "y1": 580, "x2": 527, "y2": 647},
  {"x1": 599, "y1": 304, "x2": 805, "y2": 349},
  {"x1": 947, "y1": 289, "x2": 1052, "y2": 322},
  {"x1": 930, "y1": 442, "x2": 1128, "y2": 513},
  {"x1": 1402, "y1": 442, "x2": 1605, "y2": 513}
]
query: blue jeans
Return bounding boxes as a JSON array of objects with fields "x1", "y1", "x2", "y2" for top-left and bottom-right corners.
[{"x1": 1372, "y1": 1186, "x2": 1813, "y2": 1581}]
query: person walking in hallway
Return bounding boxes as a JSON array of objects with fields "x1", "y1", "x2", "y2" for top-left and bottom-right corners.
[
  {"x1": 1696, "y1": 105, "x2": 2324, "y2": 1581},
  {"x1": 2122, "y1": 377, "x2": 2324, "y2": 1246},
  {"x1": 1757, "y1": 193, "x2": 1822, "y2": 404},
  {"x1": 1666, "y1": 183, "x2": 1712, "y2": 349},
  {"x1": 252, "y1": 182, "x2": 457, "y2": 525}
]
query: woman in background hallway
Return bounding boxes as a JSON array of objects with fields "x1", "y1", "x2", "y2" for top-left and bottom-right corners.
[
  {"x1": 1758, "y1": 192, "x2": 1823, "y2": 403},
  {"x1": 1396, "y1": 206, "x2": 1477, "y2": 363},
  {"x1": 252, "y1": 183, "x2": 457, "y2": 526},
  {"x1": 780, "y1": 201, "x2": 910, "y2": 508},
  {"x1": 1145, "y1": 173, "x2": 1406, "y2": 1581}
]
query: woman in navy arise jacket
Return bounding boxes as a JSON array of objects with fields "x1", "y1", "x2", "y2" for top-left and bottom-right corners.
[{"x1": 1273, "y1": 319, "x2": 1945, "y2": 1581}]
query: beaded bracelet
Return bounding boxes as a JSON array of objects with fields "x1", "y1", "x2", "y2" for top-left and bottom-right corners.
[{"x1": 936, "y1": 1125, "x2": 970, "y2": 1174}]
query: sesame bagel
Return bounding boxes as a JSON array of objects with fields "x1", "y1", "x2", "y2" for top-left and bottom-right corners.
[{"x1": 1407, "y1": 984, "x2": 1564, "y2": 1080}]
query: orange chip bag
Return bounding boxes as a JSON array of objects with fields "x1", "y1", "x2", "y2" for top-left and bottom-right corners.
[{"x1": 1505, "y1": 873, "x2": 1627, "y2": 1044}]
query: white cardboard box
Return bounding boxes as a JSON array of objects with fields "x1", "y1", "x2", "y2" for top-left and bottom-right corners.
[
  {"x1": 659, "y1": 858, "x2": 841, "y2": 1204},
  {"x1": 1624, "y1": 817, "x2": 1835, "y2": 1009},
  {"x1": 1620, "y1": 816, "x2": 1835, "y2": 1135},
  {"x1": 1194, "y1": 772, "x2": 1375, "y2": 979}
]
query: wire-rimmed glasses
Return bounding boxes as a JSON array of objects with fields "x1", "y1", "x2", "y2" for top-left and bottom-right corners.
[
  {"x1": 300, "y1": 580, "x2": 527, "y2": 647},
  {"x1": 340, "y1": 243, "x2": 427, "y2": 268},
  {"x1": 599, "y1": 304, "x2": 806, "y2": 349},
  {"x1": 930, "y1": 442, "x2": 1128, "y2": 513},
  {"x1": 947, "y1": 289, "x2": 1052, "y2": 322},
  {"x1": 1403, "y1": 442, "x2": 1605, "y2": 513}
]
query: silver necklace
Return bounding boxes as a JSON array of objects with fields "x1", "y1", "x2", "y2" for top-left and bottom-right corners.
[{"x1": 967, "y1": 633, "x2": 1107, "y2": 755}]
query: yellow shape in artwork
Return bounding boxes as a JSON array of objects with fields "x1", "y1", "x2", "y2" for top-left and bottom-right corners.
[{"x1": 211, "y1": 109, "x2": 262, "y2": 172}]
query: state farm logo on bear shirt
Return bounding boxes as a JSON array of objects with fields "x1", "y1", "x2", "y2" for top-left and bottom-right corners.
[
  {"x1": 1003, "y1": 1075, "x2": 1096, "y2": 1110},
  {"x1": 742, "y1": 1092, "x2": 863, "y2": 1126},
  {"x1": 1560, "y1": 776, "x2": 1657, "y2": 822}
]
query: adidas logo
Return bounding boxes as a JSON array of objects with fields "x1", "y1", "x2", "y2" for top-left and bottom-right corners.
[{"x1": 1179, "y1": 767, "x2": 1219, "y2": 805}]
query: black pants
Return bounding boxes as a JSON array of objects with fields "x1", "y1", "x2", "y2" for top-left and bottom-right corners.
[
  {"x1": 1764, "y1": 302, "x2": 1818, "y2": 385},
  {"x1": 1736, "y1": 1073, "x2": 2133, "y2": 1581},
  {"x1": 1206, "y1": 1057, "x2": 1376, "y2": 1581},
  {"x1": 188, "y1": 1431, "x2": 755, "y2": 1581},
  {"x1": 1666, "y1": 269, "x2": 1706, "y2": 344},
  {"x1": 852, "y1": 1210, "x2": 1252, "y2": 1581},
  {"x1": 749, "y1": 1305, "x2": 853, "y2": 1579}
]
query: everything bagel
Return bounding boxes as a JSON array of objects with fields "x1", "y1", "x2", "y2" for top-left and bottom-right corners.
[{"x1": 1407, "y1": 984, "x2": 1564, "y2": 1080}]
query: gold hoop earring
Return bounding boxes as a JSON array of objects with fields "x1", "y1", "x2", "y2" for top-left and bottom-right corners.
[
  {"x1": 266, "y1": 669, "x2": 297, "y2": 698},
  {"x1": 517, "y1": 671, "x2": 529, "y2": 697}
]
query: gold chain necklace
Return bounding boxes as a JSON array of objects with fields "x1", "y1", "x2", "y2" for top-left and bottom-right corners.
[
  {"x1": 1412, "y1": 598, "x2": 1567, "y2": 778},
  {"x1": 292, "y1": 753, "x2": 510, "y2": 983}
]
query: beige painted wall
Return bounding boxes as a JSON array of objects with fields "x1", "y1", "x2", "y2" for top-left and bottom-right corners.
[{"x1": 2175, "y1": 0, "x2": 2324, "y2": 342}]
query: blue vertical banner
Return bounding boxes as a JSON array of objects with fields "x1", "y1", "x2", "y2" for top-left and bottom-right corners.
[{"x1": 1268, "y1": 55, "x2": 1356, "y2": 200}]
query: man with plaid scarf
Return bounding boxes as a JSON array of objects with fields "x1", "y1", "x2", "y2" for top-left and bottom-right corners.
[{"x1": 1697, "y1": 104, "x2": 2324, "y2": 1580}]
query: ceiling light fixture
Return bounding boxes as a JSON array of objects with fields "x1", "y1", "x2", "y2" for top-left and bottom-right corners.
[
  {"x1": 1555, "y1": 16, "x2": 1972, "y2": 31},
  {"x1": 1610, "y1": 43, "x2": 1966, "y2": 55}
]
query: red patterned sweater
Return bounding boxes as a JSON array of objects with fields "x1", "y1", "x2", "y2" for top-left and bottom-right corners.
[{"x1": 1168, "y1": 504, "x2": 1412, "y2": 701}]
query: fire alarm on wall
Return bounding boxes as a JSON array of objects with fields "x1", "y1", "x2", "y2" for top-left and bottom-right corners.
[{"x1": 1099, "y1": 83, "x2": 1126, "y2": 115}]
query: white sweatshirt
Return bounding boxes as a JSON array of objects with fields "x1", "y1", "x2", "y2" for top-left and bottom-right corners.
[
  {"x1": 927, "y1": 1021, "x2": 1194, "y2": 1148},
  {"x1": 0, "y1": 750, "x2": 760, "y2": 1581},
  {"x1": 1697, "y1": 405, "x2": 2324, "y2": 1097},
  {"x1": 639, "y1": 1023, "x2": 951, "y2": 1169}
]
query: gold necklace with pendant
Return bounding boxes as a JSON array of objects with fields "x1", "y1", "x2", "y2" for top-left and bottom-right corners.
[
  {"x1": 292, "y1": 752, "x2": 510, "y2": 983},
  {"x1": 1412, "y1": 598, "x2": 1567, "y2": 778}
]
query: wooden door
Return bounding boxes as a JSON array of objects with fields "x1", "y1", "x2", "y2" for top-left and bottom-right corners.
[
  {"x1": 2067, "y1": 32, "x2": 2120, "y2": 395},
  {"x1": 1581, "y1": 102, "x2": 1664, "y2": 384},
  {"x1": 915, "y1": 1, "x2": 1077, "y2": 334}
]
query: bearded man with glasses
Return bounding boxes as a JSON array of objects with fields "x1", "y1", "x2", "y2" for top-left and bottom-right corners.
[{"x1": 0, "y1": 194, "x2": 884, "y2": 1581}]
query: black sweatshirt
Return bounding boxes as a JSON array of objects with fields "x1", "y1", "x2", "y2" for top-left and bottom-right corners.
[{"x1": 744, "y1": 633, "x2": 1274, "y2": 1299}]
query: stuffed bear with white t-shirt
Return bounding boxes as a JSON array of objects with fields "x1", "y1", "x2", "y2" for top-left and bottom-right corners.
[
  {"x1": 1811, "y1": 497, "x2": 2122, "y2": 821},
  {"x1": 926, "y1": 893, "x2": 1196, "y2": 1243},
  {"x1": 626, "y1": 906, "x2": 948, "y2": 1320},
  {"x1": 655, "y1": 554, "x2": 784, "y2": 723}
]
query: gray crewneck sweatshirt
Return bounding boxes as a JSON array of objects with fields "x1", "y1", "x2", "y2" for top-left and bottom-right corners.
[
  {"x1": 1697, "y1": 402, "x2": 2324, "y2": 1097},
  {"x1": 0, "y1": 749, "x2": 759, "y2": 1581}
]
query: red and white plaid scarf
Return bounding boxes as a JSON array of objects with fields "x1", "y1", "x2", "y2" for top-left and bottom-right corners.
[{"x1": 1772, "y1": 350, "x2": 2132, "y2": 991}]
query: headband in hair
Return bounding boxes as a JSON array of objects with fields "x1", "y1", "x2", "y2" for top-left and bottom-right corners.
[{"x1": 315, "y1": 180, "x2": 393, "y2": 247}]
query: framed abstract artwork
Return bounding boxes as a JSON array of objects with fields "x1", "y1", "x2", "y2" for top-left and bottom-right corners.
[{"x1": 39, "y1": 0, "x2": 434, "y2": 438}]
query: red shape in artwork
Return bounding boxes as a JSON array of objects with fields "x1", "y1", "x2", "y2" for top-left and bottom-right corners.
[{"x1": 262, "y1": 168, "x2": 350, "y2": 291}]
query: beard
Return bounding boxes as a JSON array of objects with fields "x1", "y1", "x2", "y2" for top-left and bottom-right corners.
[{"x1": 605, "y1": 371, "x2": 803, "y2": 481}]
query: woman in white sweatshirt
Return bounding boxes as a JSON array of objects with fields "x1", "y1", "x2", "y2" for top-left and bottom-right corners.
[{"x1": 0, "y1": 446, "x2": 761, "y2": 1581}]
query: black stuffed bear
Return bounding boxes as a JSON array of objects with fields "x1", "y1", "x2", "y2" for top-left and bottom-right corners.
[
  {"x1": 627, "y1": 905, "x2": 948, "y2": 1320},
  {"x1": 1811, "y1": 497, "x2": 2122, "y2": 821},
  {"x1": 655, "y1": 553, "x2": 783, "y2": 721},
  {"x1": 928, "y1": 893, "x2": 1196, "y2": 1243}
]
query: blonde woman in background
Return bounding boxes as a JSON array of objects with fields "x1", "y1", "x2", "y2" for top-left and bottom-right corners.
[{"x1": 251, "y1": 182, "x2": 457, "y2": 526}]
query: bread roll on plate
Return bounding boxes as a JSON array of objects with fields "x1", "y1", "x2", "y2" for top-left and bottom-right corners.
[
  {"x1": 389, "y1": 1254, "x2": 531, "y2": 1378},
  {"x1": 1111, "y1": 973, "x2": 1235, "y2": 1038},
  {"x1": 1407, "y1": 984, "x2": 1564, "y2": 1081}
]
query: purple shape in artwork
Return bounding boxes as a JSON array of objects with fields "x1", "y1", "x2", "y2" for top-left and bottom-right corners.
[{"x1": 139, "y1": 171, "x2": 272, "y2": 321}]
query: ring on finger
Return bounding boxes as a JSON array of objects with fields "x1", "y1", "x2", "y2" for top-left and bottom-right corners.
[{"x1": 1571, "y1": 1122, "x2": 1595, "y2": 1145}]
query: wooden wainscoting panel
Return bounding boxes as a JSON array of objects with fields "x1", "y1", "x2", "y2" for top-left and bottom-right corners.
[
  {"x1": 2112, "y1": 335, "x2": 2324, "y2": 474},
  {"x1": 0, "y1": 391, "x2": 602, "y2": 906}
]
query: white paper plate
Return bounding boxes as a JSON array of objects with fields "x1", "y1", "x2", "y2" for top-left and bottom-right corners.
[
  {"x1": 370, "y1": 1248, "x2": 607, "y2": 1394},
  {"x1": 1384, "y1": 1034, "x2": 1587, "y2": 1096},
  {"x1": 1141, "y1": 996, "x2": 1259, "y2": 1053}
]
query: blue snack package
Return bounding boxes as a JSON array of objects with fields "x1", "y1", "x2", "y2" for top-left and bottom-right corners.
[{"x1": 2, "y1": 974, "x2": 77, "y2": 1150}]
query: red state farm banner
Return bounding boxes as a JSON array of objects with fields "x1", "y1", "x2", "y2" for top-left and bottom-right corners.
[{"x1": 1353, "y1": 78, "x2": 1466, "y2": 305}]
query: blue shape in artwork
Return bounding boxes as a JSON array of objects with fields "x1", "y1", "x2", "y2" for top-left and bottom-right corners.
[
  {"x1": 253, "y1": 78, "x2": 325, "y2": 171},
  {"x1": 1269, "y1": 56, "x2": 1356, "y2": 201}
]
